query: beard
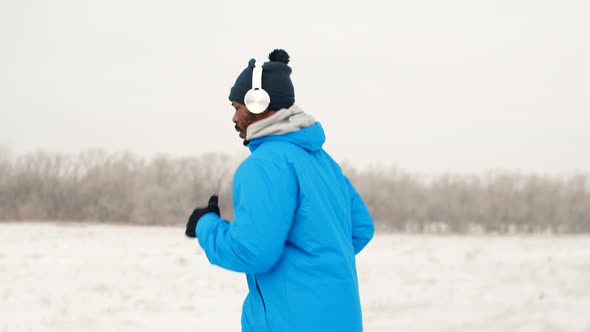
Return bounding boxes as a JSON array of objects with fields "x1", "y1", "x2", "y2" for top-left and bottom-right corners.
[{"x1": 235, "y1": 124, "x2": 248, "y2": 145}]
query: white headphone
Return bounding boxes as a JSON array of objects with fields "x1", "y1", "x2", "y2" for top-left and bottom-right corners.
[{"x1": 244, "y1": 59, "x2": 270, "y2": 114}]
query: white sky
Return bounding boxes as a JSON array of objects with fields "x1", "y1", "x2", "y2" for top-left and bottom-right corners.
[{"x1": 1, "y1": 0, "x2": 589, "y2": 174}]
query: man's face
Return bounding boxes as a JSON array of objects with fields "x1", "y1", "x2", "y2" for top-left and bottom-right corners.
[{"x1": 232, "y1": 101, "x2": 256, "y2": 140}]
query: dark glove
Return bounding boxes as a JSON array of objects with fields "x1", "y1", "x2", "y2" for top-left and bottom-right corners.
[{"x1": 185, "y1": 195, "x2": 220, "y2": 238}]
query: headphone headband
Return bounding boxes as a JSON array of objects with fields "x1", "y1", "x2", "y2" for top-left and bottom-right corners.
[{"x1": 252, "y1": 58, "x2": 263, "y2": 90}]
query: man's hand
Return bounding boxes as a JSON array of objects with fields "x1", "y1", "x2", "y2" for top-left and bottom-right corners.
[{"x1": 185, "y1": 195, "x2": 220, "y2": 238}]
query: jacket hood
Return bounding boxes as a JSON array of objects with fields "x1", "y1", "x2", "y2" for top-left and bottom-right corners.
[{"x1": 246, "y1": 105, "x2": 325, "y2": 153}]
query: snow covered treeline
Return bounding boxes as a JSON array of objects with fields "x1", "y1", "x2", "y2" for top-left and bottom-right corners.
[
  {"x1": 344, "y1": 164, "x2": 590, "y2": 233},
  {"x1": 0, "y1": 149, "x2": 236, "y2": 225},
  {"x1": 0, "y1": 149, "x2": 589, "y2": 233}
]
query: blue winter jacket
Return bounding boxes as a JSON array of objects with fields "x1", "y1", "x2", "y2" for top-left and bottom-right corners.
[{"x1": 196, "y1": 122, "x2": 374, "y2": 332}]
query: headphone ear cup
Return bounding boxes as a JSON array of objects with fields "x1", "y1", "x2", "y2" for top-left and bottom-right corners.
[{"x1": 244, "y1": 88, "x2": 270, "y2": 114}]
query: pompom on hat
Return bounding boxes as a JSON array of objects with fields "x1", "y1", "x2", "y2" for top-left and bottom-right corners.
[{"x1": 228, "y1": 49, "x2": 295, "y2": 111}]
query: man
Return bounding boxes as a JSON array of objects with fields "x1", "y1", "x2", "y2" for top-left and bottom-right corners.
[{"x1": 185, "y1": 49, "x2": 374, "y2": 332}]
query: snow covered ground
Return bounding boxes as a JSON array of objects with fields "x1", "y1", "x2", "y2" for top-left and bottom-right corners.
[{"x1": 1, "y1": 222, "x2": 589, "y2": 332}]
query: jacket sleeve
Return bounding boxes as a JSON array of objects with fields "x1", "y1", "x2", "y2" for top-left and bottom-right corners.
[
  {"x1": 345, "y1": 177, "x2": 374, "y2": 254},
  {"x1": 196, "y1": 158, "x2": 297, "y2": 275}
]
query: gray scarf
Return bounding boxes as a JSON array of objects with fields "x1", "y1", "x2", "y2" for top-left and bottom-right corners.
[{"x1": 246, "y1": 104, "x2": 316, "y2": 141}]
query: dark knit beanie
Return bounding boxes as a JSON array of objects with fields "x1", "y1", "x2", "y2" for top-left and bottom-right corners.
[{"x1": 228, "y1": 49, "x2": 295, "y2": 111}]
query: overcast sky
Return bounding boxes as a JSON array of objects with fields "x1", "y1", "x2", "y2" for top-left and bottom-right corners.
[{"x1": 1, "y1": 0, "x2": 589, "y2": 174}]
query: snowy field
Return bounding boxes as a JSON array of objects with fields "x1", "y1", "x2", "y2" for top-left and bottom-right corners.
[{"x1": 1, "y1": 223, "x2": 589, "y2": 332}]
